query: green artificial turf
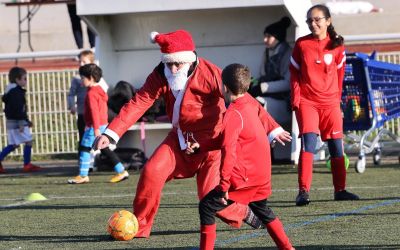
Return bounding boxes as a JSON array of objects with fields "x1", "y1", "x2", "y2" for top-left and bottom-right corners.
[{"x1": 0, "y1": 160, "x2": 399, "y2": 249}]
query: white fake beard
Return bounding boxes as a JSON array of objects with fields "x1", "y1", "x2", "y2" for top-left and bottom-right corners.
[{"x1": 164, "y1": 63, "x2": 190, "y2": 91}]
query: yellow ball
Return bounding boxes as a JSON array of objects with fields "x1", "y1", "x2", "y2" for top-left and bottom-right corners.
[{"x1": 107, "y1": 210, "x2": 139, "y2": 241}]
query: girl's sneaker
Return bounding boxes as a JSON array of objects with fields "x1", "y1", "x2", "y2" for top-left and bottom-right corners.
[
  {"x1": 295, "y1": 190, "x2": 310, "y2": 206},
  {"x1": 334, "y1": 190, "x2": 360, "y2": 201}
]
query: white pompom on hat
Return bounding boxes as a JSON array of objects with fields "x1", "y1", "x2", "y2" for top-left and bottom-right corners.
[
  {"x1": 149, "y1": 30, "x2": 196, "y2": 63},
  {"x1": 150, "y1": 31, "x2": 159, "y2": 43}
]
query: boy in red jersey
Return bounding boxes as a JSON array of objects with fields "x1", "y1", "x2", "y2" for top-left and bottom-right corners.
[
  {"x1": 290, "y1": 4, "x2": 359, "y2": 206},
  {"x1": 68, "y1": 64, "x2": 128, "y2": 184},
  {"x1": 198, "y1": 63, "x2": 294, "y2": 250}
]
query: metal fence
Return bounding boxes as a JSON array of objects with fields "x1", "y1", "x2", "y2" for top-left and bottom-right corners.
[
  {"x1": 0, "y1": 51, "x2": 400, "y2": 157},
  {"x1": 376, "y1": 52, "x2": 400, "y2": 137}
]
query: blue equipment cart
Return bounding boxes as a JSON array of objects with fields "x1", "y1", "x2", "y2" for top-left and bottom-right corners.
[{"x1": 342, "y1": 52, "x2": 400, "y2": 173}]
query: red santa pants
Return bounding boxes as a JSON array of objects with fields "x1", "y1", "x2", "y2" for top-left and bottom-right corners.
[{"x1": 133, "y1": 131, "x2": 222, "y2": 238}]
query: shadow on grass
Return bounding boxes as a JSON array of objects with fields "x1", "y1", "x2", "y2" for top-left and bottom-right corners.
[
  {"x1": 0, "y1": 234, "x2": 111, "y2": 242},
  {"x1": 115, "y1": 245, "x2": 400, "y2": 250},
  {"x1": 150, "y1": 227, "x2": 234, "y2": 237},
  {"x1": 214, "y1": 246, "x2": 400, "y2": 250},
  {"x1": 0, "y1": 204, "x2": 125, "y2": 210},
  {"x1": 159, "y1": 203, "x2": 198, "y2": 209},
  {"x1": 1, "y1": 233, "x2": 399, "y2": 249},
  {"x1": 1, "y1": 203, "x2": 199, "y2": 211},
  {"x1": 271, "y1": 162, "x2": 400, "y2": 174},
  {"x1": 297, "y1": 245, "x2": 400, "y2": 249},
  {"x1": 270, "y1": 196, "x2": 400, "y2": 205},
  {"x1": 0, "y1": 166, "x2": 139, "y2": 178},
  {"x1": 300, "y1": 211, "x2": 400, "y2": 217}
]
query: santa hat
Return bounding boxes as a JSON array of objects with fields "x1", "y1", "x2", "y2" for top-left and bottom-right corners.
[{"x1": 150, "y1": 30, "x2": 196, "y2": 63}]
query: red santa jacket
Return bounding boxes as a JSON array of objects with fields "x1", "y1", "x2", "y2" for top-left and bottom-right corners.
[
  {"x1": 106, "y1": 58, "x2": 226, "y2": 151},
  {"x1": 84, "y1": 84, "x2": 108, "y2": 130},
  {"x1": 290, "y1": 34, "x2": 346, "y2": 109},
  {"x1": 217, "y1": 93, "x2": 282, "y2": 198}
]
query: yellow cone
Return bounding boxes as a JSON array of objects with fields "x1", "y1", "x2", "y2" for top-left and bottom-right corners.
[{"x1": 25, "y1": 193, "x2": 47, "y2": 201}]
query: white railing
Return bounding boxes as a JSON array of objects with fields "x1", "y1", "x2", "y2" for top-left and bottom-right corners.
[
  {"x1": 0, "y1": 49, "x2": 82, "y2": 60},
  {"x1": 0, "y1": 50, "x2": 400, "y2": 157}
]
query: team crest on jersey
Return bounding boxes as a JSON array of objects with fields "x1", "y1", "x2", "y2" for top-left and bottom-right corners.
[{"x1": 324, "y1": 53, "x2": 333, "y2": 65}]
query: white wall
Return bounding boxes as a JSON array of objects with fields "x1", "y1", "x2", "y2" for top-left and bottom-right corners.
[
  {"x1": 0, "y1": 3, "x2": 90, "y2": 53},
  {"x1": 87, "y1": 6, "x2": 296, "y2": 87},
  {"x1": 81, "y1": 1, "x2": 312, "y2": 158}
]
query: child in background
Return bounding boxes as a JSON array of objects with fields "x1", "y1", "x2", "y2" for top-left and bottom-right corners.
[
  {"x1": 67, "y1": 64, "x2": 128, "y2": 184},
  {"x1": 0, "y1": 67, "x2": 42, "y2": 173},
  {"x1": 67, "y1": 50, "x2": 95, "y2": 165},
  {"x1": 198, "y1": 63, "x2": 294, "y2": 250}
]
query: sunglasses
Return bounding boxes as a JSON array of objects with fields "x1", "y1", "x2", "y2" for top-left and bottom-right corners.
[
  {"x1": 166, "y1": 62, "x2": 184, "y2": 68},
  {"x1": 306, "y1": 16, "x2": 326, "y2": 24}
]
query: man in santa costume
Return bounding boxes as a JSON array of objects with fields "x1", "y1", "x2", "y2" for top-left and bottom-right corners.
[{"x1": 93, "y1": 30, "x2": 262, "y2": 238}]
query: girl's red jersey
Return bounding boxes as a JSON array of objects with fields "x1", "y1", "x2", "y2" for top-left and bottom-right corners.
[{"x1": 290, "y1": 34, "x2": 346, "y2": 109}]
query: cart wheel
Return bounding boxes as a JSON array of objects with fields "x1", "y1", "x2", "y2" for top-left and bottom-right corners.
[
  {"x1": 355, "y1": 157, "x2": 366, "y2": 173},
  {"x1": 373, "y1": 149, "x2": 381, "y2": 165}
]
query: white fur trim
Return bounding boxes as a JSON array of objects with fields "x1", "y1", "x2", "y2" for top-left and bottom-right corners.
[
  {"x1": 104, "y1": 129, "x2": 120, "y2": 143},
  {"x1": 150, "y1": 31, "x2": 159, "y2": 43},
  {"x1": 162, "y1": 51, "x2": 196, "y2": 63},
  {"x1": 268, "y1": 127, "x2": 284, "y2": 143},
  {"x1": 177, "y1": 128, "x2": 186, "y2": 150}
]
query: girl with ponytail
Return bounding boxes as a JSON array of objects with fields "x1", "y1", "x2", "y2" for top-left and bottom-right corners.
[
  {"x1": 312, "y1": 4, "x2": 344, "y2": 49},
  {"x1": 289, "y1": 4, "x2": 359, "y2": 206}
]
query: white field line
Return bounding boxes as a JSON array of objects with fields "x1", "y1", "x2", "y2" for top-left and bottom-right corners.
[
  {"x1": 273, "y1": 185, "x2": 400, "y2": 192},
  {"x1": 0, "y1": 200, "x2": 43, "y2": 208},
  {"x1": 215, "y1": 198, "x2": 400, "y2": 247}
]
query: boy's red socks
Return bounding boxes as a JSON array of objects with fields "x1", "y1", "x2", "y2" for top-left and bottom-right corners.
[
  {"x1": 266, "y1": 218, "x2": 293, "y2": 250},
  {"x1": 331, "y1": 156, "x2": 346, "y2": 192},
  {"x1": 200, "y1": 224, "x2": 217, "y2": 250},
  {"x1": 298, "y1": 151, "x2": 314, "y2": 191}
]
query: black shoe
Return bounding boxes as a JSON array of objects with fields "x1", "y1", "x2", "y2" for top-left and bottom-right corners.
[
  {"x1": 296, "y1": 190, "x2": 310, "y2": 206},
  {"x1": 334, "y1": 190, "x2": 360, "y2": 201}
]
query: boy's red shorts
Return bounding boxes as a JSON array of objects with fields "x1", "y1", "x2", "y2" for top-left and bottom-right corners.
[
  {"x1": 229, "y1": 183, "x2": 270, "y2": 204},
  {"x1": 296, "y1": 103, "x2": 343, "y2": 141}
]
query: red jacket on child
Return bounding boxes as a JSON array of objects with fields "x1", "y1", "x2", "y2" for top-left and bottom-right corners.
[
  {"x1": 217, "y1": 93, "x2": 282, "y2": 203},
  {"x1": 84, "y1": 84, "x2": 108, "y2": 130}
]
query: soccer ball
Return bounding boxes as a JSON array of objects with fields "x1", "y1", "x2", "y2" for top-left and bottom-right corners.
[{"x1": 107, "y1": 210, "x2": 139, "y2": 241}]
